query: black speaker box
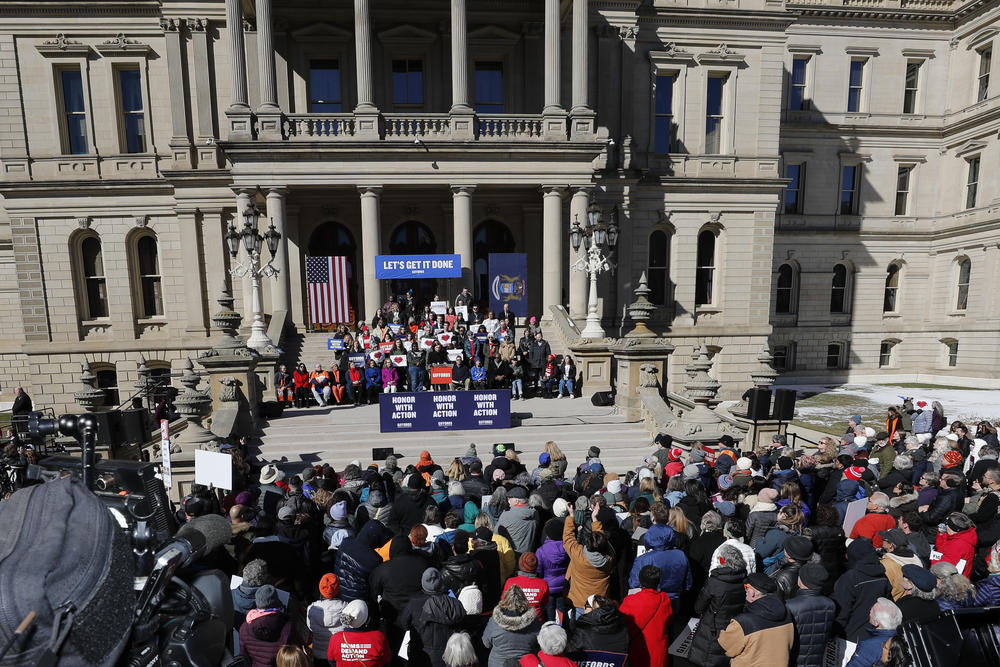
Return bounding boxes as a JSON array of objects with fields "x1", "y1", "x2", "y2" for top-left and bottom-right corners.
[
  {"x1": 746, "y1": 388, "x2": 771, "y2": 421},
  {"x1": 772, "y1": 388, "x2": 797, "y2": 421},
  {"x1": 92, "y1": 409, "x2": 124, "y2": 448},
  {"x1": 591, "y1": 391, "x2": 614, "y2": 407},
  {"x1": 120, "y1": 408, "x2": 150, "y2": 445}
]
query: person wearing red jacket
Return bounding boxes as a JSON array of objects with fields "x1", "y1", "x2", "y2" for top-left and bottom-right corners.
[
  {"x1": 292, "y1": 362, "x2": 310, "y2": 408},
  {"x1": 620, "y1": 565, "x2": 674, "y2": 667},
  {"x1": 520, "y1": 622, "x2": 578, "y2": 667},
  {"x1": 664, "y1": 448, "x2": 685, "y2": 479},
  {"x1": 503, "y1": 553, "x2": 550, "y2": 620},
  {"x1": 933, "y1": 512, "x2": 978, "y2": 577},
  {"x1": 348, "y1": 362, "x2": 364, "y2": 406},
  {"x1": 328, "y1": 600, "x2": 390, "y2": 667}
]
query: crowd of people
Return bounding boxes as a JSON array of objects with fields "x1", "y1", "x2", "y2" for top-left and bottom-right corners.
[
  {"x1": 178, "y1": 398, "x2": 1000, "y2": 667},
  {"x1": 275, "y1": 290, "x2": 580, "y2": 405}
]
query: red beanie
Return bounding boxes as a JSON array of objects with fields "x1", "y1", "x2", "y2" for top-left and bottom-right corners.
[
  {"x1": 519, "y1": 552, "x2": 538, "y2": 573},
  {"x1": 669, "y1": 448, "x2": 683, "y2": 461},
  {"x1": 319, "y1": 573, "x2": 340, "y2": 599},
  {"x1": 844, "y1": 466, "x2": 865, "y2": 481}
]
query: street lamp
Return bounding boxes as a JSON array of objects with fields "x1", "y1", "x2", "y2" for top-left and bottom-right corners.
[
  {"x1": 570, "y1": 201, "x2": 619, "y2": 338},
  {"x1": 226, "y1": 202, "x2": 282, "y2": 353}
]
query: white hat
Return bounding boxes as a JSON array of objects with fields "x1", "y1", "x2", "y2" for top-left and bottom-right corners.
[
  {"x1": 854, "y1": 436, "x2": 868, "y2": 448},
  {"x1": 638, "y1": 468, "x2": 656, "y2": 480},
  {"x1": 259, "y1": 463, "x2": 280, "y2": 485},
  {"x1": 553, "y1": 498, "x2": 570, "y2": 518},
  {"x1": 341, "y1": 600, "x2": 369, "y2": 628},
  {"x1": 864, "y1": 426, "x2": 876, "y2": 438},
  {"x1": 736, "y1": 457, "x2": 752, "y2": 471},
  {"x1": 607, "y1": 480, "x2": 623, "y2": 495}
]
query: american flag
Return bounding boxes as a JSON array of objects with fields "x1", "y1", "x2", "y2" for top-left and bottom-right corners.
[{"x1": 307, "y1": 256, "x2": 350, "y2": 325}]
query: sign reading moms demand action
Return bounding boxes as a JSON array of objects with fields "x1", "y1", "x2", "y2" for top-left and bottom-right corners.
[
  {"x1": 379, "y1": 390, "x2": 511, "y2": 432},
  {"x1": 374, "y1": 254, "x2": 462, "y2": 279}
]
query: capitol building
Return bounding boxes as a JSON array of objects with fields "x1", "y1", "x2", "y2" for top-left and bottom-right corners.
[{"x1": 0, "y1": 0, "x2": 997, "y2": 413}]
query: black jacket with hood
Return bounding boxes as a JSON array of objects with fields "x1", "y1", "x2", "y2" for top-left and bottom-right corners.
[
  {"x1": 831, "y1": 538, "x2": 891, "y2": 642},
  {"x1": 565, "y1": 605, "x2": 631, "y2": 655},
  {"x1": 334, "y1": 520, "x2": 391, "y2": 602},
  {"x1": 400, "y1": 586, "x2": 468, "y2": 667},
  {"x1": 370, "y1": 536, "x2": 433, "y2": 622},
  {"x1": 688, "y1": 565, "x2": 747, "y2": 667}
]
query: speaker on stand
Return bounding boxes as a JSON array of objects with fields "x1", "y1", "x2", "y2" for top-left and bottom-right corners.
[
  {"x1": 746, "y1": 388, "x2": 772, "y2": 452},
  {"x1": 772, "y1": 389, "x2": 797, "y2": 439}
]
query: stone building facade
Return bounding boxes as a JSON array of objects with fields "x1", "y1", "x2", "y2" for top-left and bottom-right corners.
[{"x1": 0, "y1": 0, "x2": 996, "y2": 414}]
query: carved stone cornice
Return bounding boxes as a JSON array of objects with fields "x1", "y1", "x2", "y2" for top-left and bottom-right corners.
[
  {"x1": 96, "y1": 33, "x2": 152, "y2": 56},
  {"x1": 186, "y1": 17, "x2": 210, "y2": 32},
  {"x1": 36, "y1": 34, "x2": 90, "y2": 57}
]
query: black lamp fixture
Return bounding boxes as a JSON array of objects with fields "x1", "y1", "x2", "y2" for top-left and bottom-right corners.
[
  {"x1": 570, "y1": 200, "x2": 619, "y2": 253},
  {"x1": 226, "y1": 203, "x2": 280, "y2": 258}
]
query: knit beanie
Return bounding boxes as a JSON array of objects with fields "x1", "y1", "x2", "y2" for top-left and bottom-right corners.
[
  {"x1": 552, "y1": 498, "x2": 570, "y2": 518},
  {"x1": 330, "y1": 500, "x2": 348, "y2": 521},
  {"x1": 544, "y1": 517, "x2": 563, "y2": 541},
  {"x1": 519, "y1": 552, "x2": 538, "y2": 573},
  {"x1": 421, "y1": 568, "x2": 445, "y2": 595},
  {"x1": 319, "y1": 573, "x2": 340, "y2": 599},
  {"x1": 757, "y1": 488, "x2": 779, "y2": 504},
  {"x1": 242, "y1": 559, "x2": 268, "y2": 588},
  {"x1": 255, "y1": 584, "x2": 281, "y2": 610}
]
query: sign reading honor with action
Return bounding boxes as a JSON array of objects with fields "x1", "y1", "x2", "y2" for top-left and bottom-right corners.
[
  {"x1": 379, "y1": 390, "x2": 511, "y2": 432},
  {"x1": 375, "y1": 254, "x2": 462, "y2": 279}
]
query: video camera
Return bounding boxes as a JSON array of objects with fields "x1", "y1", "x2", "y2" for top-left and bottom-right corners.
[{"x1": 24, "y1": 413, "x2": 241, "y2": 667}]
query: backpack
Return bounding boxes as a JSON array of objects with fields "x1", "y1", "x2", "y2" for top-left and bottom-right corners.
[
  {"x1": 0, "y1": 476, "x2": 136, "y2": 666},
  {"x1": 855, "y1": 479, "x2": 872, "y2": 501}
]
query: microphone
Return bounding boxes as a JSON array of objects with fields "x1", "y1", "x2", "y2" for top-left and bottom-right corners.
[{"x1": 167, "y1": 514, "x2": 232, "y2": 568}]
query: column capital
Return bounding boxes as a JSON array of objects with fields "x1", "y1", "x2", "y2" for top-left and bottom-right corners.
[
  {"x1": 451, "y1": 184, "x2": 477, "y2": 195},
  {"x1": 541, "y1": 185, "x2": 567, "y2": 196},
  {"x1": 571, "y1": 184, "x2": 595, "y2": 195},
  {"x1": 265, "y1": 185, "x2": 288, "y2": 198},
  {"x1": 233, "y1": 186, "x2": 257, "y2": 197},
  {"x1": 358, "y1": 185, "x2": 383, "y2": 197}
]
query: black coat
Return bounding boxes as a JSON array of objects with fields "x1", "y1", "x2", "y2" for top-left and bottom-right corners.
[
  {"x1": 10, "y1": 391, "x2": 31, "y2": 416},
  {"x1": 922, "y1": 486, "x2": 964, "y2": 540},
  {"x1": 566, "y1": 605, "x2": 631, "y2": 656},
  {"x1": 785, "y1": 588, "x2": 837, "y2": 667},
  {"x1": 896, "y1": 595, "x2": 941, "y2": 625},
  {"x1": 370, "y1": 537, "x2": 433, "y2": 623},
  {"x1": 441, "y1": 553, "x2": 483, "y2": 594},
  {"x1": 471, "y1": 542, "x2": 503, "y2": 609},
  {"x1": 688, "y1": 566, "x2": 746, "y2": 667},
  {"x1": 876, "y1": 468, "x2": 912, "y2": 492},
  {"x1": 389, "y1": 488, "x2": 434, "y2": 534},
  {"x1": 772, "y1": 559, "x2": 803, "y2": 601},
  {"x1": 461, "y1": 475, "x2": 491, "y2": 499},
  {"x1": 400, "y1": 593, "x2": 468, "y2": 667},
  {"x1": 832, "y1": 550, "x2": 891, "y2": 642},
  {"x1": 334, "y1": 521, "x2": 391, "y2": 602},
  {"x1": 807, "y1": 524, "x2": 846, "y2": 595}
]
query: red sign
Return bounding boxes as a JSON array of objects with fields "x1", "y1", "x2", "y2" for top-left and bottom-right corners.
[
  {"x1": 379, "y1": 341, "x2": 394, "y2": 354},
  {"x1": 430, "y1": 366, "x2": 453, "y2": 385}
]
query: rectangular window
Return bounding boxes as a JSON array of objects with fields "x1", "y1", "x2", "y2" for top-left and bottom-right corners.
[
  {"x1": 654, "y1": 74, "x2": 676, "y2": 154},
  {"x1": 60, "y1": 68, "x2": 88, "y2": 155},
  {"x1": 978, "y1": 47, "x2": 992, "y2": 103},
  {"x1": 784, "y1": 163, "x2": 804, "y2": 214},
  {"x1": 947, "y1": 341, "x2": 959, "y2": 367},
  {"x1": 840, "y1": 165, "x2": 859, "y2": 215},
  {"x1": 894, "y1": 165, "x2": 912, "y2": 216},
  {"x1": 903, "y1": 61, "x2": 921, "y2": 114},
  {"x1": 705, "y1": 74, "x2": 727, "y2": 154},
  {"x1": 391, "y1": 59, "x2": 424, "y2": 107},
  {"x1": 308, "y1": 60, "x2": 342, "y2": 112},
  {"x1": 789, "y1": 57, "x2": 809, "y2": 111},
  {"x1": 847, "y1": 59, "x2": 865, "y2": 112},
  {"x1": 117, "y1": 68, "x2": 145, "y2": 153},
  {"x1": 879, "y1": 342, "x2": 893, "y2": 368},
  {"x1": 826, "y1": 343, "x2": 843, "y2": 369},
  {"x1": 773, "y1": 344, "x2": 794, "y2": 371},
  {"x1": 474, "y1": 62, "x2": 504, "y2": 114},
  {"x1": 966, "y1": 156, "x2": 980, "y2": 209}
]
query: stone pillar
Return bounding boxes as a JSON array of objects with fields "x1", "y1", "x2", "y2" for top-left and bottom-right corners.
[
  {"x1": 235, "y1": 189, "x2": 255, "y2": 332},
  {"x1": 188, "y1": 18, "x2": 220, "y2": 168},
  {"x1": 568, "y1": 187, "x2": 590, "y2": 318},
  {"x1": 254, "y1": 0, "x2": 282, "y2": 139},
  {"x1": 359, "y1": 186, "x2": 382, "y2": 321},
  {"x1": 224, "y1": 0, "x2": 251, "y2": 139},
  {"x1": 353, "y1": 0, "x2": 379, "y2": 139},
  {"x1": 452, "y1": 185, "x2": 475, "y2": 288},
  {"x1": 543, "y1": 0, "x2": 562, "y2": 115},
  {"x1": 542, "y1": 186, "x2": 565, "y2": 314},
  {"x1": 162, "y1": 19, "x2": 193, "y2": 168},
  {"x1": 265, "y1": 187, "x2": 290, "y2": 318},
  {"x1": 570, "y1": 0, "x2": 596, "y2": 139},
  {"x1": 450, "y1": 0, "x2": 471, "y2": 114},
  {"x1": 202, "y1": 208, "x2": 229, "y2": 332},
  {"x1": 178, "y1": 209, "x2": 209, "y2": 336}
]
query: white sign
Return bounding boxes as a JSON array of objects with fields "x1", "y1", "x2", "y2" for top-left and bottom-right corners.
[
  {"x1": 841, "y1": 498, "x2": 868, "y2": 535},
  {"x1": 160, "y1": 420, "x2": 172, "y2": 491},
  {"x1": 447, "y1": 349, "x2": 464, "y2": 362},
  {"x1": 456, "y1": 305, "x2": 468, "y2": 321},
  {"x1": 194, "y1": 449, "x2": 233, "y2": 490},
  {"x1": 431, "y1": 300, "x2": 448, "y2": 315}
]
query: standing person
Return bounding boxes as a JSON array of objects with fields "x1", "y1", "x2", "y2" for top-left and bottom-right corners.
[
  {"x1": 689, "y1": 547, "x2": 748, "y2": 667},
  {"x1": 400, "y1": 569, "x2": 469, "y2": 667},
  {"x1": 364, "y1": 359, "x2": 382, "y2": 403},
  {"x1": 10, "y1": 386, "x2": 31, "y2": 416},
  {"x1": 896, "y1": 565, "x2": 941, "y2": 624},
  {"x1": 239, "y1": 585, "x2": 298, "y2": 667},
  {"x1": 408, "y1": 341, "x2": 427, "y2": 392},
  {"x1": 536, "y1": 519, "x2": 570, "y2": 622},
  {"x1": 503, "y1": 553, "x2": 550, "y2": 620},
  {"x1": 832, "y1": 539, "x2": 891, "y2": 643},
  {"x1": 845, "y1": 599, "x2": 902, "y2": 667},
  {"x1": 527, "y1": 333, "x2": 551, "y2": 395},
  {"x1": 627, "y1": 523, "x2": 692, "y2": 606},
  {"x1": 619, "y1": 565, "x2": 673, "y2": 667},
  {"x1": 717, "y1": 573, "x2": 794, "y2": 667},
  {"x1": 496, "y1": 486, "x2": 539, "y2": 556},
  {"x1": 274, "y1": 364, "x2": 293, "y2": 403},
  {"x1": 564, "y1": 595, "x2": 631, "y2": 656},
  {"x1": 562, "y1": 509, "x2": 613, "y2": 615},
  {"x1": 785, "y1": 562, "x2": 836, "y2": 667},
  {"x1": 307, "y1": 574, "x2": 347, "y2": 666},
  {"x1": 482, "y1": 586, "x2": 543, "y2": 667},
  {"x1": 292, "y1": 363, "x2": 310, "y2": 407},
  {"x1": 327, "y1": 601, "x2": 390, "y2": 667},
  {"x1": 932, "y1": 512, "x2": 977, "y2": 577}
]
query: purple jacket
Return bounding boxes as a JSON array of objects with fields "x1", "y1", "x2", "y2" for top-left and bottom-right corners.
[
  {"x1": 535, "y1": 538, "x2": 569, "y2": 594},
  {"x1": 381, "y1": 366, "x2": 398, "y2": 386}
]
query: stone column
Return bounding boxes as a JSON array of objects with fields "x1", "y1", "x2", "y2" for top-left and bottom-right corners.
[
  {"x1": 570, "y1": 0, "x2": 596, "y2": 139},
  {"x1": 543, "y1": 0, "x2": 562, "y2": 114},
  {"x1": 235, "y1": 189, "x2": 255, "y2": 333},
  {"x1": 266, "y1": 187, "x2": 290, "y2": 318},
  {"x1": 568, "y1": 187, "x2": 591, "y2": 318},
  {"x1": 255, "y1": 0, "x2": 278, "y2": 112},
  {"x1": 354, "y1": 0, "x2": 375, "y2": 112},
  {"x1": 188, "y1": 18, "x2": 220, "y2": 168},
  {"x1": 452, "y1": 185, "x2": 475, "y2": 287},
  {"x1": 542, "y1": 186, "x2": 565, "y2": 314},
  {"x1": 359, "y1": 186, "x2": 382, "y2": 321},
  {"x1": 162, "y1": 19, "x2": 193, "y2": 169},
  {"x1": 178, "y1": 209, "x2": 209, "y2": 336},
  {"x1": 450, "y1": 0, "x2": 471, "y2": 113},
  {"x1": 201, "y1": 208, "x2": 229, "y2": 332},
  {"x1": 224, "y1": 0, "x2": 249, "y2": 112}
]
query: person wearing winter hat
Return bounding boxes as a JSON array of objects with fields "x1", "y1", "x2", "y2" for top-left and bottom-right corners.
[
  {"x1": 896, "y1": 564, "x2": 941, "y2": 624},
  {"x1": 497, "y1": 486, "x2": 539, "y2": 555},
  {"x1": 324, "y1": 501, "x2": 354, "y2": 549},
  {"x1": 877, "y1": 528, "x2": 924, "y2": 599},
  {"x1": 771, "y1": 535, "x2": 813, "y2": 600},
  {"x1": 308, "y1": 573, "x2": 347, "y2": 662},
  {"x1": 398, "y1": 568, "x2": 468, "y2": 667},
  {"x1": 832, "y1": 539, "x2": 892, "y2": 642},
  {"x1": 233, "y1": 559, "x2": 269, "y2": 630},
  {"x1": 602, "y1": 479, "x2": 626, "y2": 508},
  {"x1": 239, "y1": 584, "x2": 296, "y2": 666},
  {"x1": 717, "y1": 571, "x2": 794, "y2": 667},
  {"x1": 504, "y1": 553, "x2": 550, "y2": 620},
  {"x1": 482, "y1": 585, "x2": 544, "y2": 667},
  {"x1": 933, "y1": 512, "x2": 977, "y2": 577},
  {"x1": 785, "y1": 561, "x2": 835, "y2": 667},
  {"x1": 530, "y1": 452, "x2": 552, "y2": 485},
  {"x1": 328, "y1": 600, "x2": 390, "y2": 667},
  {"x1": 536, "y1": 518, "x2": 570, "y2": 621},
  {"x1": 746, "y1": 487, "x2": 780, "y2": 548}
]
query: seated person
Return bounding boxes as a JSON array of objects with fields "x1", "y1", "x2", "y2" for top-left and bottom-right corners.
[{"x1": 452, "y1": 357, "x2": 471, "y2": 391}]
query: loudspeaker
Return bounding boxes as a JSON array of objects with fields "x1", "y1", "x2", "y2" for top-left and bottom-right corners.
[
  {"x1": 772, "y1": 389, "x2": 797, "y2": 421},
  {"x1": 591, "y1": 391, "x2": 615, "y2": 407},
  {"x1": 120, "y1": 408, "x2": 150, "y2": 445},
  {"x1": 746, "y1": 389, "x2": 771, "y2": 421},
  {"x1": 92, "y1": 409, "x2": 124, "y2": 448}
]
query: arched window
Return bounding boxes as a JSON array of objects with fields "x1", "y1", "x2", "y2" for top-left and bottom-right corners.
[
  {"x1": 389, "y1": 221, "x2": 437, "y2": 305},
  {"x1": 775, "y1": 263, "x2": 798, "y2": 314},
  {"x1": 308, "y1": 222, "x2": 359, "y2": 315},
  {"x1": 80, "y1": 235, "x2": 108, "y2": 319},
  {"x1": 956, "y1": 257, "x2": 971, "y2": 311},
  {"x1": 941, "y1": 338, "x2": 959, "y2": 367},
  {"x1": 134, "y1": 235, "x2": 163, "y2": 318},
  {"x1": 831, "y1": 263, "x2": 849, "y2": 314},
  {"x1": 647, "y1": 229, "x2": 670, "y2": 306},
  {"x1": 883, "y1": 263, "x2": 901, "y2": 313},
  {"x1": 473, "y1": 220, "x2": 516, "y2": 303},
  {"x1": 695, "y1": 230, "x2": 716, "y2": 306}
]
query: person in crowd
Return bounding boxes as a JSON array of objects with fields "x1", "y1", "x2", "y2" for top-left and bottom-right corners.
[
  {"x1": 833, "y1": 539, "x2": 891, "y2": 643},
  {"x1": 335, "y1": 520, "x2": 391, "y2": 602},
  {"x1": 627, "y1": 522, "x2": 691, "y2": 605},
  {"x1": 849, "y1": 493, "x2": 897, "y2": 548},
  {"x1": 717, "y1": 572, "x2": 794, "y2": 667},
  {"x1": 442, "y1": 632, "x2": 479, "y2": 667},
  {"x1": 327, "y1": 600, "x2": 390, "y2": 667},
  {"x1": 470, "y1": 358, "x2": 488, "y2": 390},
  {"x1": 348, "y1": 361, "x2": 364, "y2": 406},
  {"x1": 10, "y1": 386, "x2": 32, "y2": 416},
  {"x1": 307, "y1": 573, "x2": 346, "y2": 665},
  {"x1": 233, "y1": 559, "x2": 270, "y2": 631},
  {"x1": 381, "y1": 359, "x2": 399, "y2": 393},
  {"x1": 536, "y1": 518, "x2": 570, "y2": 621},
  {"x1": 292, "y1": 363, "x2": 310, "y2": 407},
  {"x1": 557, "y1": 356, "x2": 576, "y2": 398},
  {"x1": 310, "y1": 363, "x2": 333, "y2": 406},
  {"x1": 562, "y1": 508, "x2": 613, "y2": 615},
  {"x1": 564, "y1": 594, "x2": 630, "y2": 657},
  {"x1": 785, "y1": 562, "x2": 836, "y2": 667},
  {"x1": 400, "y1": 568, "x2": 469, "y2": 667},
  {"x1": 771, "y1": 535, "x2": 814, "y2": 600},
  {"x1": 933, "y1": 511, "x2": 977, "y2": 577},
  {"x1": 689, "y1": 546, "x2": 748, "y2": 667},
  {"x1": 482, "y1": 586, "x2": 543, "y2": 667},
  {"x1": 503, "y1": 553, "x2": 549, "y2": 620},
  {"x1": 619, "y1": 565, "x2": 672, "y2": 667},
  {"x1": 877, "y1": 529, "x2": 923, "y2": 600},
  {"x1": 370, "y1": 535, "x2": 432, "y2": 650},
  {"x1": 896, "y1": 564, "x2": 941, "y2": 624},
  {"x1": 845, "y1": 598, "x2": 902, "y2": 667},
  {"x1": 239, "y1": 585, "x2": 298, "y2": 667},
  {"x1": 520, "y1": 622, "x2": 575, "y2": 667},
  {"x1": 746, "y1": 487, "x2": 779, "y2": 548}
]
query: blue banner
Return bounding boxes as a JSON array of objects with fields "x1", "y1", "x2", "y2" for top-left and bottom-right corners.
[
  {"x1": 489, "y1": 253, "x2": 528, "y2": 316},
  {"x1": 379, "y1": 390, "x2": 511, "y2": 432},
  {"x1": 375, "y1": 254, "x2": 462, "y2": 279},
  {"x1": 348, "y1": 353, "x2": 366, "y2": 367},
  {"x1": 570, "y1": 652, "x2": 628, "y2": 667},
  {"x1": 327, "y1": 338, "x2": 345, "y2": 351}
]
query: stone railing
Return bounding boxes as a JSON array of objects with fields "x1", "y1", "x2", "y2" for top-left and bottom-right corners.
[
  {"x1": 787, "y1": 0, "x2": 962, "y2": 8},
  {"x1": 477, "y1": 115, "x2": 545, "y2": 140},
  {"x1": 383, "y1": 113, "x2": 451, "y2": 140},
  {"x1": 284, "y1": 113, "x2": 356, "y2": 139}
]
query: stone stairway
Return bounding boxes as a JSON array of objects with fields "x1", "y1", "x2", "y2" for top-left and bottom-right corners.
[{"x1": 254, "y1": 396, "x2": 653, "y2": 477}]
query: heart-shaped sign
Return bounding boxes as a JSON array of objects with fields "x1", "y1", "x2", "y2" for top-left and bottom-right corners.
[
  {"x1": 369, "y1": 349, "x2": 385, "y2": 363},
  {"x1": 361, "y1": 335, "x2": 373, "y2": 350},
  {"x1": 391, "y1": 354, "x2": 407, "y2": 367},
  {"x1": 420, "y1": 337, "x2": 434, "y2": 350},
  {"x1": 437, "y1": 332, "x2": 453, "y2": 346}
]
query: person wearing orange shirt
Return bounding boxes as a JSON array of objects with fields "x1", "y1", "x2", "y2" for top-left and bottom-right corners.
[{"x1": 309, "y1": 364, "x2": 332, "y2": 406}]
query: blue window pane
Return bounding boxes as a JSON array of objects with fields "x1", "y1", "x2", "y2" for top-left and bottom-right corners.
[
  {"x1": 792, "y1": 59, "x2": 807, "y2": 85},
  {"x1": 392, "y1": 60, "x2": 423, "y2": 105},
  {"x1": 786, "y1": 164, "x2": 801, "y2": 190},
  {"x1": 67, "y1": 115, "x2": 87, "y2": 154},
  {"x1": 849, "y1": 61, "x2": 864, "y2": 87},
  {"x1": 124, "y1": 114, "x2": 145, "y2": 153},
  {"x1": 475, "y1": 62, "x2": 503, "y2": 113},
  {"x1": 61, "y1": 70, "x2": 84, "y2": 112},
  {"x1": 655, "y1": 75, "x2": 673, "y2": 114},
  {"x1": 789, "y1": 88, "x2": 803, "y2": 111},
  {"x1": 707, "y1": 77, "x2": 724, "y2": 115},
  {"x1": 392, "y1": 71, "x2": 407, "y2": 104},
  {"x1": 119, "y1": 69, "x2": 143, "y2": 112},
  {"x1": 848, "y1": 89, "x2": 861, "y2": 112},
  {"x1": 309, "y1": 60, "x2": 341, "y2": 112},
  {"x1": 654, "y1": 118, "x2": 673, "y2": 154}
]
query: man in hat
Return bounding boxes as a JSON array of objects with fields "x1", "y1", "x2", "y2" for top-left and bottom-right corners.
[
  {"x1": 849, "y1": 493, "x2": 897, "y2": 548},
  {"x1": 718, "y1": 572, "x2": 794, "y2": 667},
  {"x1": 256, "y1": 463, "x2": 286, "y2": 517},
  {"x1": 877, "y1": 528, "x2": 924, "y2": 599},
  {"x1": 896, "y1": 564, "x2": 940, "y2": 624},
  {"x1": 871, "y1": 431, "x2": 895, "y2": 478},
  {"x1": 786, "y1": 562, "x2": 835, "y2": 667},
  {"x1": 503, "y1": 553, "x2": 550, "y2": 620},
  {"x1": 497, "y1": 486, "x2": 539, "y2": 556},
  {"x1": 771, "y1": 535, "x2": 813, "y2": 600}
]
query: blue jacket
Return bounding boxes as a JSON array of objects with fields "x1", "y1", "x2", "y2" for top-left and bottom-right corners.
[
  {"x1": 471, "y1": 365, "x2": 487, "y2": 382},
  {"x1": 364, "y1": 367, "x2": 382, "y2": 388},
  {"x1": 974, "y1": 573, "x2": 1000, "y2": 606},
  {"x1": 627, "y1": 524, "x2": 692, "y2": 603},
  {"x1": 845, "y1": 627, "x2": 895, "y2": 667}
]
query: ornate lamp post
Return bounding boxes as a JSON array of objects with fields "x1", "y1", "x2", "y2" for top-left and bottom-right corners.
[
  {"x1": 569, "y1": 200, "x2": 619, "y2": 338},
  {"x1": 226, "y1": 202, "x2": 282, "y2": 353}
]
